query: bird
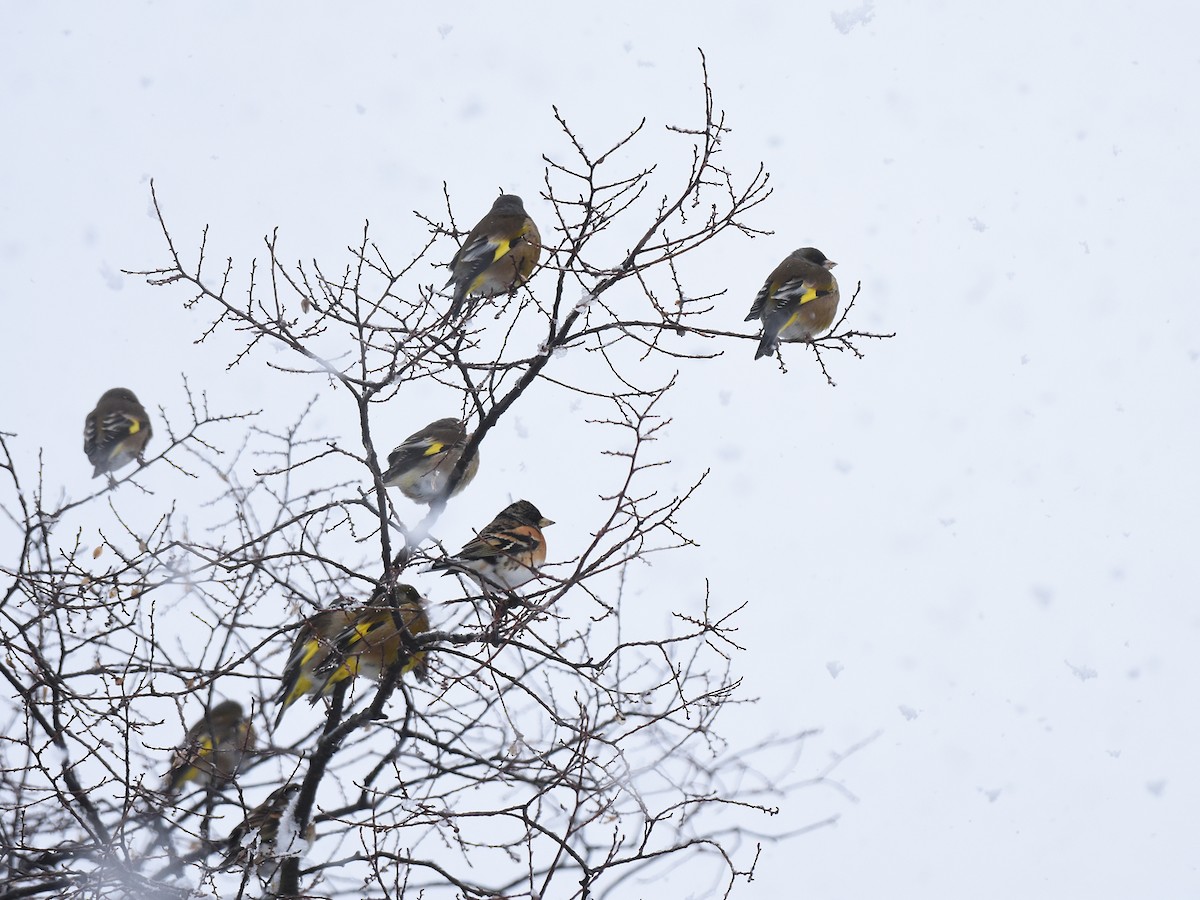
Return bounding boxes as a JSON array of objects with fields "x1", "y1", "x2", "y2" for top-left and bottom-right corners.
[
  {"x1": 274, "y1": 604, "x2": 357, "y2": 725},
  {"x1": 429, "y1": 500, "x2": 553, "y2": 593},
  {"x1": 162, "y1": 700, "x2": 256, "y2": 794},
  {"x1": 223, "y1": 783, "x2": 312, "y2": 875},
  {"x1": 444, "y1": 194, "x2": 541, "y2": 319},
  {"x1": 381, "y1": 418, "x2": 480, "y2": 504},
  {"x1": 744, "y1": 247, "x2": 840, "y2": 360},
  {"x1": 313, "y1": 585, "x2": 431, "y2": 690},
  {"x1": 83, "y1": 388, "x2": 153, "y2": 478},
  {"x1": 274, "y1": 588, "x2": 430, "y2": 723}
]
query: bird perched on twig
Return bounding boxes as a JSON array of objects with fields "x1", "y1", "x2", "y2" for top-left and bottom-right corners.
[
  {"x1": 83, "y1": 387, "x2": 153, "y2": 478},
  {"x1": 745, "y1": 247, "x2": 840, "y2": 360},
  {"x1": 313, "y1": 586, "x2": 431, "y2": 688},
  {"x1": 381, "y1": 418, "x2": 480, "y2": 504},
  {"x1": 274, "y1": 604, "x2": 356, "y2": 725},
  {"x1": 430, "y1": 500, "x2": 552, "y2": 593},
  {"x1": 274, "y1": 588, "x2": 430, "y2": 723},
  {"x1": 222, "y1": 783, "x2": 312, "y2": 876},
  {"x1": 162, "y1": 699, "x2": 256, "y2": 794},
  {"x1": 444, "y1": 194, "x2": 541, "y2": 319}
]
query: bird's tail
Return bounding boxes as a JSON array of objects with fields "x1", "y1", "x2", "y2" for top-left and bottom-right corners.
[
  {"x1": 447, "y1": 282, "x2": 469, "y2": 319},
  {"x1": 274, "y1": 687, "x2": 297, "y2": 727},
  {"x1": 754, "y1": 333, "x2": 777, "y2": 360}
]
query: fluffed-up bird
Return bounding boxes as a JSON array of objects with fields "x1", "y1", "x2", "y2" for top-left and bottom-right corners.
[
  {"x1": 745, "y1": 247, "x2": 840, "y2": 360},
  {"x1": 429, "y1": 500, "x2": 552, "y2": 592},
  {"x1": 444, "y1": 194, "x2": 541, "y2": 319},
  {"x1": 163, "y1": 699, "x2": 256, "y2": 794},
  {"x1": 83, "y1": 387, "x2": 153, "y2": 478},
  {"x1": 274, "y1": 587, "x2": 430, "y2": 723},
  {"x1": 382, "y1": 418, "x2": 480, "y2": 504}
]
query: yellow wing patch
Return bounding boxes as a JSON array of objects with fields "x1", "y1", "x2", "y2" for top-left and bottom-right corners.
[
  {"x1": 346, "y1": 620, "x2": 377, "y2": 648},
  {"x1": 490, "y1": 238, "x2": 513, "y2": 264},
  {"x1": 299, "y1": 640, "x2": 322, "y2": 667},
  {"x1": 283, "y1": 673, "x2": 314, "y2": 709},
  {"x1": 325, "y1": 658, "x2": 359, "y2": 687},
  {"x1": 770, "y1": 280, "x2": 820, "y2": 307}
]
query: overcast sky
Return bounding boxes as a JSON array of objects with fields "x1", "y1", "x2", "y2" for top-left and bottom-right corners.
[{"x1": 3, "y1": 2, "x2": 1199, "y2": 897}]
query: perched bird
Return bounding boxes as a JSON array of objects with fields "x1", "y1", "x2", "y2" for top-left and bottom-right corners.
[
  {"x1": 745, "y1": 247, "x2": 840, "y2": 360},
  {"x1": 83, "y1": 388, "x2": 153, "y2": 478},
  {"x1": 444, "y1": 194, "x2": 541, "y2": 318},
  {"x1": 274, "y1": 604, "x2": 357, "y2": 725},
  {"x1": 382, "y1": 418, "x2": 480, "y2": 504},
  {"x1": 275, "y1": 588, "x2": 430, "y2": 723},
  {"x1": 313, "y1": 585, "x2": 431, "y2": 690},
  {"x1": 163, "y1": 700, "x2": 256, "y2": 794},
  {"x1": 430, "y1": 500, "x2": 553, "y2": 592},
  {"x1": 223, "y1": 783, "x2": 312, "y2": 875}
]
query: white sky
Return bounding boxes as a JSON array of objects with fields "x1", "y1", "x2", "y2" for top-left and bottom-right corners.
[{"x1": 3, "y1": 2, "x2": 1199, "y2": 897}]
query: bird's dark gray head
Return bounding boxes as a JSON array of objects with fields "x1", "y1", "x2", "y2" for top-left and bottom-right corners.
[
  {"x1": 794, "y1": 247, "x2": 836, "y2": 269},
  {"x1": 99, "y1": 387, "x2": 140, "y2": 404},
  {"x1": 420, "y1": 418, "x2": 467, "y2": 440},
  {"x1": 504, "y1": 500, "x2": 552, "y2": 527},
  {"x1": 493, "y1": 194, "x2": 526, "y2": 215},
  {"x1": 391, "y1": 583, "x2": 425, "y2": 605},
  {"x1": 208, "y1": 700, "x2": 245, "y2": 719}
]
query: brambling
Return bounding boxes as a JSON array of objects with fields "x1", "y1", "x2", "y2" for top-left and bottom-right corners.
[
  {"x1": 430, "y1": 500, "x2": 552, "y2": 592},
  {"x1": 223, "y1": 783, "x2": 312, "y2": 875}
]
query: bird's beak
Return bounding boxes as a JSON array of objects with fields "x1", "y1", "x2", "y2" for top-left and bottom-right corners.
[
  {"x1": 825, "y1": 260, "x2": 838, "y2": 270},
  {"x1": 540, "y1": 518, "x2": 555, "y2": 527}
]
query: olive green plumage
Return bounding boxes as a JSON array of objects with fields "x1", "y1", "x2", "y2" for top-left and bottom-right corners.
[
  {"x1": 163, "y1": 699, "x2": 255, "y2": 793},
  {"x1": 274, "y1": 588, "x2": 430, "y2": 724},
  {"x1": 382, "y1": 418, "x2": 480, "y2": 504},
  {"x1": 444, "y1": 194, "x2": 541, "y2": 318},
  {"x1": 746, "y1": 247, "x2": 840, "y2": 360}
]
